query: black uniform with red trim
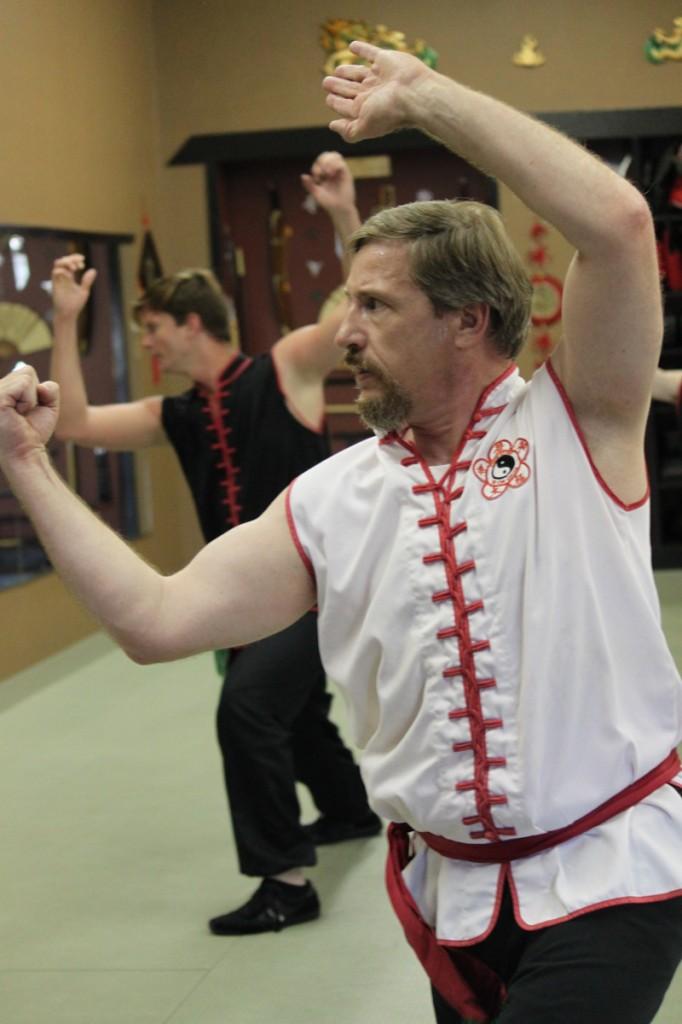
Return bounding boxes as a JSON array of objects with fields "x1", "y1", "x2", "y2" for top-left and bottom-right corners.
[
  {"x1": 161, "y1": 352, "x2": 329, "y2": 540},
  {"x1": 161, "y1": 350, "x2": 372, "y2": 878}
]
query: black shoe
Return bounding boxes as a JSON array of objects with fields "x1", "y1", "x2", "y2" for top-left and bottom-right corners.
[
  {"x1": 302, "y1": 812, "x2": 382, "y2": 846},
  {"x1": 209, "y1": 879, "x2": 320, "y2": 936}
]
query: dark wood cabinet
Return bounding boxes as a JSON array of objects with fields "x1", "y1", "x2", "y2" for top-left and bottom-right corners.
[{"x1": 174, "y1": 127, "x2": 496, "y2": 455}]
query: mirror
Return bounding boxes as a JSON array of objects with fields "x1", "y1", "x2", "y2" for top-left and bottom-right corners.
[{"x1": 0, "y1": 225, "x2": 135, "y2": 590}]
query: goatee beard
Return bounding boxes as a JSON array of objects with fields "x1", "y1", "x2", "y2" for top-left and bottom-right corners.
[
  {"x1": 355, "y1": 379, "x2": 412, "y2": 433},
  {"x1": 345, "y1": 353, "x2": 412, "y2": 432}
]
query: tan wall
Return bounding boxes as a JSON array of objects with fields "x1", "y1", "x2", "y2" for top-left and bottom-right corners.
[
  {"x1": 0, "y1": 0, "x2": 200, "y2": 680},
  {"x1": 3, "y1": 0, "x2": 682, "y2": 677},
  {"x1": 152, "y1": 0, "x2": 682, "y2": 271}
]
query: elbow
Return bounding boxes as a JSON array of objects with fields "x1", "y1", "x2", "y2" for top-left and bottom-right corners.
[
  {"x1": 54, "y1": 417, "x2": 88, "y2": 444},
  {"x1": 114, "y1": 585, "x2": 181, "y2": 666},
  {"x1": 120, "y1": 631, "x2": 180, "y2": 666},
  {"x1": 622, "y1": 187, "x2": 653, "y2": 234},
  {"x1": 54, "y1": 423, "x2": 76, "y2": 443},
  {"x1": 124, "y1": 645, "x2": 157, "y2": 666},
  {"x1": 608, "y1": 184, "x2": 654, "y2": 246},
  {"x1": 117, "y1": 630, "x2": 165, "y2": 666},
  {"x1": 584, "y1": 184, "x2": 656, "y2": 265}
]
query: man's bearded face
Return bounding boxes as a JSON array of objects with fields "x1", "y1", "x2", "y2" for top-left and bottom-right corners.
[{"x1": 344, "y1": 350, "x2": 413, "y2": 432}]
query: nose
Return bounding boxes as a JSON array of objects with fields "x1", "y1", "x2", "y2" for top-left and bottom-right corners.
[{"x1": 334, "y1": 303, "x2": 365, "y2": 352}]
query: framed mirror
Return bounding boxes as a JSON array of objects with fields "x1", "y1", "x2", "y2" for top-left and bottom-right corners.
[{"x1": 0, "y1": 225, "x2": 135, "y2": 589}]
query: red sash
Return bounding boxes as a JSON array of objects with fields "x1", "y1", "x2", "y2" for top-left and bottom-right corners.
[{"x1": 385, "y1": 750, "x2": 680, "y2": 1023}]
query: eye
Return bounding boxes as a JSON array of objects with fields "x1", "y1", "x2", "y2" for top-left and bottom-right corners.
[{"x1": 362, "y1": 295, "x2": 381, "y2": 312}]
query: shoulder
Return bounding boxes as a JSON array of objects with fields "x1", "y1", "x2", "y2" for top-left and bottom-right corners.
[
  {"x1": 161, "y1": 382, "x2": 198, "y2": 406},
  {"x1": 288, "y1": 438, "x2": 380, "y2": 553},
  {"x1": 231, "y1": 352, "x2": 275, "y2": 389},
  {"x1": 291, "y1": 436, "x2": 378, "y2": 493},
  {"x1": 511, "y1": 360, "x2": 564, "y2": 416},
  {"x1": 161, "y1": 385, "x2": 199, "y2": 426}
]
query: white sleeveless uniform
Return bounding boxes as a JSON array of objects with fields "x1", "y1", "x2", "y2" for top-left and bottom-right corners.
[{"x1": 287, "y1": 362, "x2": 682, "y2": 945}]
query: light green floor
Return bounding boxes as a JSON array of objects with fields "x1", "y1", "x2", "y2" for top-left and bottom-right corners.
[{"x1": 1, "y1": 571, "x2": 681, "y2": 1023}]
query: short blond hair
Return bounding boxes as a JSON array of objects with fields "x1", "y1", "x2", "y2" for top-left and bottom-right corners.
[{"x1": 350, "y1": 200, "x2": 531, "y2": 358}]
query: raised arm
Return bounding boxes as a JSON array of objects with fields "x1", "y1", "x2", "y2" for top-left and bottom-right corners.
[
  {"x1": 0, "y1": 366, "x2": 315, "y2": 663},
  {"x1": 273, "y1": 152, "x2": 361, "y2": 389},
  {"x1": 301, "y1": 150, "x2": 362, "y2": 278},
  {"x1": 50, "y1": 254, "x2": 165, "y2": 450},
  {"x1": 324, "y1": 43, "x2": 662, "y2": 494}
]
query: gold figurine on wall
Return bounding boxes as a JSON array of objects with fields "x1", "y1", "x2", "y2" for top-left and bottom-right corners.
[
  {"x1": 645, "y1": 17, "x2": 682, "y2": 63},
  {"x1": 320, "y1": 19, "x2": 438, "y2": 75},
  {"x1": 512, "y1": 35, "x2": 546, "y2": 68}
]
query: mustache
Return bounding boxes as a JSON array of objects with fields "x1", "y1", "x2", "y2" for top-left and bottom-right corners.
[{"x1": 344, "y1": 352, "x2": 380, "y2": 375}]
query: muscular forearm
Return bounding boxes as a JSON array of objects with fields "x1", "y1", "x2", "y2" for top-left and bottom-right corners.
[
  {"x1": 304, "y1": 151, "x2": 362, "y2": 277},
  {"x1": 406, "y1": 74, "x2": 649, "y2": 255},
  {"x1": 329, "y1": 204, "x2": 362, "y2": 239},
  {"x1": 328, "y1": 204, "x2": 362, "y2": 275},
  {"x1": 0, "y1": 351, "x2": 316, "y2": 661},
  {"x1": 50, "y1": 312, "x2": 93, "y2": 439},
  {"x1": 3, "y1": 446, "x2": 310, "y2": 664}
]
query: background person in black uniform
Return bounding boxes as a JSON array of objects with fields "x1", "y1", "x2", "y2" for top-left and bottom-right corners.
[{"x1": 48, "y1": 151, "x2": 380, "y2": 935}]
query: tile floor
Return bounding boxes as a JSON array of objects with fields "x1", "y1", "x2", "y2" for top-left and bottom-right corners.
[{"x1": 1, "y1": 571, "x2": 681, "y2": 1023}]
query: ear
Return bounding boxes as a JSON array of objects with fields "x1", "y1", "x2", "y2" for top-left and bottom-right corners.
[
  {"x1": 184, "y1": 311, "x2": 204, "y2": 335},
  {"x1": 452, "y1": 303, "x2": 490, "y2": 351}
]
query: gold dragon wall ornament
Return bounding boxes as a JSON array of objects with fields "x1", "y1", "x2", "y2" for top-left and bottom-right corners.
[
  {"x1": 320, "y1": 19, "x2": 438, "y2": 75},
  {"x1": 512, "y1": 35, "x2": 546, "y2": 68},
  {"x1": 645, "y1": 17, "x2": 682, "y2": 63}
]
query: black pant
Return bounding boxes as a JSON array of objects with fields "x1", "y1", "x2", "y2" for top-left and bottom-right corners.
[
  {"x1": 216, "y1": 611, "x2": 372, "y2": 877},
  {"x1": 431, "y1": 886, "x2": 682, "y2": 1024}
]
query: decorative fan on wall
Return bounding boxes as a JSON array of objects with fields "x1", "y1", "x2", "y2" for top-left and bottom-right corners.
[{"x1": 0, "y1": 301, "x2": 51, "y2": 359}]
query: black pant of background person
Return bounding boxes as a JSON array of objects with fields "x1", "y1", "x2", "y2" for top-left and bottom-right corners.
[
  {"x1": 216, "y1": 610, "x2": 373, "y2": 877},
  {"x1": 431, "y1": 884, "x2": 682, "y2": 1024}
]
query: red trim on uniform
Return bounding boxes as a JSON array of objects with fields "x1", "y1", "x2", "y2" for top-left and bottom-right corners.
[
  {"x1": 197, "y1": 357, "x2": 253, "y2": 530},
  {"x1": 546, "y1": 358, "x2": 649, "y2": 511},
  {"x1": 205, "y1": 391, "x2": 242, "y2": 528},
  {"x1": 388, "y1": 750, "x2": 681, "y2": 996},
  {"x1": 385, "y1": 822, "x2": 506, "y2": 1022},
  {"x1": 221, "y1": 354, "x2": 253, "y2": 388},
  {"x1": 441, "y1": 865, "x2": 510, "y2": 952},
  {"x1": 418, "y1": 749, "x2": 680, "y2": 862},
  {"x1": 476, "y1": 363, "x2": 516, "y2": 408},
  {"x1": 438, "y1": 878, "x2": 682, "y2": 949},
  {"x1": 285, "y1": 482, "x2": 316, "y2": 583},
  {"x1": 381, "y1": 366, "x2": 517, "y2": 455},
  {"x1": 391, "y1": 369, "x2": 519, "y2": 844},
  {"x1": 505, "y1": 868, "x2": 682, "y2": 934}
]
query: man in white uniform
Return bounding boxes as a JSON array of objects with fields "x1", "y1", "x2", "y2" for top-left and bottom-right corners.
[{"x1": 1, "y1": 41, "x2": 680, "y2": 1023}]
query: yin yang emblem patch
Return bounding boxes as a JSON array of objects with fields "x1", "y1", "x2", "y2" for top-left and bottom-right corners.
[{"x1": 473, "y1": 438, "x2": 531, "y2": 500}]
